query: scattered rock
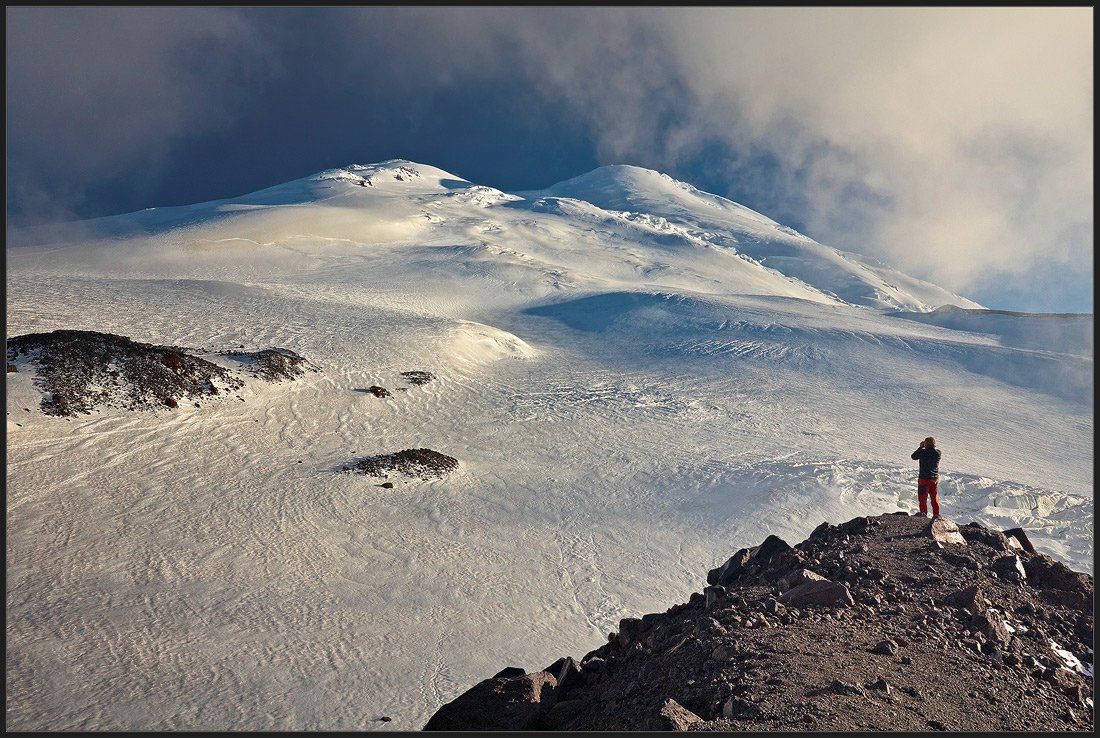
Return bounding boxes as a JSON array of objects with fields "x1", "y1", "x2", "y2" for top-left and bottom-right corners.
[
  {"x1": 368, "y1": 385, "x2": 390, "y2": 398},
  {"x1": 400, "y1": 370, "x2": 436, "y2": 386}
]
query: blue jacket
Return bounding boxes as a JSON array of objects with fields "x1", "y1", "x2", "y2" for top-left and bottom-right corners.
[{"x1": 912, "y1": 447, "x2": 941, "y2": 480}]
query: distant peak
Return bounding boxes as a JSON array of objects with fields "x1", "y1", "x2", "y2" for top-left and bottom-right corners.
[
  {"x1": 535, "y1": 163, "x2": 723, "y2": 205},
  {"x1": 312, "y1": 160, "x2": 469, "y2": 189},
  {"x1": 552, "y1": 163, "x2": 673, "y2": 186}
]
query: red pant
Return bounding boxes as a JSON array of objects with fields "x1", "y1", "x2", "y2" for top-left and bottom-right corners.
[{"x1": 918, "y1": 478, "x2": 939, "y2": 517}]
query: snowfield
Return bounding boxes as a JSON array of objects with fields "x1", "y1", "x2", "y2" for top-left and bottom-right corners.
[{"x1": 5, "y1": 160, "x2": 1092, "y2": 730}]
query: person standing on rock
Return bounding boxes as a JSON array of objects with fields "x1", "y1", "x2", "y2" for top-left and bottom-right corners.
[{"x1": 911, "y1": 436, "x2": 942, "y2": 517}]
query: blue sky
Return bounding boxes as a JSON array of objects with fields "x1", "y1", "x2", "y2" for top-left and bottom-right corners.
[{"x1": 5, "y1": 6, "x2": 1093, "y2": 313}]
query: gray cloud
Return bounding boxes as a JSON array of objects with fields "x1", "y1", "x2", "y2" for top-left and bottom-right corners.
[
  {"x1": 6, "y1": 7, "x2": 1092, "y2": 310},
  {"x1": 332, "y1": 7, "x2": 1093, "y2": 306},
  {"x1": 633, "y1": 7, "x2": 1094, "y2": 304},
  {"x1": 6, "y1": 6, "x2": 276, "y2": 223}
]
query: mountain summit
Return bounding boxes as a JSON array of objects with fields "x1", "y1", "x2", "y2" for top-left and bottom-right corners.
[{"x1": 11, "y1": 160, "x2": 980, "y2": 312}]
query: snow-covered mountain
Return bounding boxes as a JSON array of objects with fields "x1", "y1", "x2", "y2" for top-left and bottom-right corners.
[{"x1": 5, "y1": 159, "x2": 1092, "y2": 731}]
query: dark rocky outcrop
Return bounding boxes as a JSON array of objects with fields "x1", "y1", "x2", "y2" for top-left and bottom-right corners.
[
  {"x1": 219, "y1": 347, "x2": 316, "y2": 381},
  {"x1": 342, "y1": 448, "x2": 459, "y2": 480},
  {"x1": 424, "y1": 513, "x2": 1094, "y2": 732},
  {"x1": 6, "y1": 330, "x2": 243, "y2": 416},
  {"x1": 423, "y1": 671, "x2": 557, "y2": 731},
  {"x1": 6, "y1": 330, "x2": 315, "y2": 417}
]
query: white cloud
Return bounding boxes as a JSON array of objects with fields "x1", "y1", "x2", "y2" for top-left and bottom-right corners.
[
  {"x1": 373, "y1": 6, "x2": 1093, "y2": 303},
  {"x1": 634, "y1": 7, "x2": 1094, "y2": 299}
]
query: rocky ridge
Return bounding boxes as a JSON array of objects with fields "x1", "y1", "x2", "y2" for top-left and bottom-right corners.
[{"x1": 424, "y1": 512, "x2": 1094, "y2": 731}]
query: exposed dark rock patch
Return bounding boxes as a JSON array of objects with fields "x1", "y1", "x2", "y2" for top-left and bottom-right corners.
[
  {"x1": 219, "y1": 347, "x2": 316, "y2": 381},
  {"x1": 353, "y1": 386, "x2": 391, "y2": 396},
  {"x1": 424, "y1": 513, "x2": 1093, "y2": 732},
  {"x1": 400, "y1": 370, "x2": 436, "y2": 386},
  {"x1": 6, "y1": 330, "x2": 243, "y2": 416},
  {"x1": 343, "y1": 448, "x2": 458, "y2": 480},
  {"x1": 6, "y1": 330, "x2": 315, "y2": 417}
]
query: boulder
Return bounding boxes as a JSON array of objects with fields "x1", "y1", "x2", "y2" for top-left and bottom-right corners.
[
  {"x1": 707, "y1": 547, "x2": 753, "y2": 586},
  {"x1": 925, "y1": 517, "x2": 967, "y2": 545},
  {"x1": 707, "y1": 535, "x2": 792, "y2": 587},
  {"x1": 871, "y1": 640, "x2": 899, "y2": 656},
  {"x1": 541, "y1": 699, "x2": 585, "y2": 730},
  {"x1": 1002, "y1": 527, "x2": 1037, "y2": 554},
  {"x1": 649, "y1": 697, "x2": 704, "y2": 731},
  {"x1": 1023, "y1": 554, "x2": 1092, "y2": 594},
  {"x1": 778, "y1": 568, "x2": 827, "y2": 592},
  {"x1": 543, "y1": 656, "x2": 584, "y2": 694},
  {"x1": 755, "y1": 534, "x2": 793, "y2": 563},
  {"x1": 422, "y1": 671, "x2": 558, "y2": 731},
  {"x1": 946, "y1": 584, "x2": 988, "y2": 614},
  {"x1": 778, "y1": 579, "x2": 854, "y2": 608},
  {"x1": 971, "y1": 611, "x2": 1012, "y2": 644},
  {"x1": 992, "y1": 554, "x2": 1027, "y2": 581},
  {"x1": 616, "y1": 617, "x2": 648, "y2": 648}
]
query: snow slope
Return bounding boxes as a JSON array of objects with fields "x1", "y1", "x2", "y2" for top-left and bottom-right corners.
[
  {"x1": 522, "y1": 165, "x2": 983, "y2": 311},
  {"x1": 5, "y1": 160, "x2": 1092, "y2": 731}
]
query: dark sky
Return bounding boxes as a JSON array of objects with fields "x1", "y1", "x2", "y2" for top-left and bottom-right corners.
[{"x1": 5, "y1": 6, "x2": 1093, "y2": 313}]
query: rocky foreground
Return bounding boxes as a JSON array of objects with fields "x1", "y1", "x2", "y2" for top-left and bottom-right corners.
[{"x1": 424, "y1": 513, "x2": 1094, "y2": 731}]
